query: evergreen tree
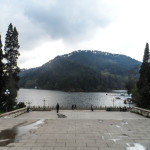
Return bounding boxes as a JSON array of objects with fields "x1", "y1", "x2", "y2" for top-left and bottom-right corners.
[
  {"x1": 136, "y1": 43, "x2": 150, "y2": 108},
  {"x1": 4, "y1": 23, "x2": 20, "y2": 111},
  {"x1": 125, "y1": 65, "x2": 139, "y2": 95},
  {"x1": 0, "y1": 35, "x2": 5, "y2": 110},
  {"x1": 138, "y1": 43, "x2": 149, "y2": 89},
  {"x1": 11, "y1": 27, "x2": 20, "y2": 89}
]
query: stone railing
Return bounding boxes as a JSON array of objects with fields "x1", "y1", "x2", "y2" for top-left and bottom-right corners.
[
  {"x1": 0, "y1": 107, "x2": 27, "y2": 118},
  {"x1": 31, "y1": 106, "x2": 51, "y2": 111},
  {"x1": 30, "y1": 106, "x2": 107, "y2": 111},
  {"x1": 130, "y1": 107, "x2": 150, "y2": 118},
  {"x1": 30, "y1": 106, "x2": 127, "y2": 111}
]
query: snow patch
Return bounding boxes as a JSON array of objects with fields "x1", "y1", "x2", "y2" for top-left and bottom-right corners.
[
  {"x1": 110, "y1": 139, "x2": 120, "y2": 143},
  {"x1": 121, "y1": 122, "x2": 128, "y2": 125},
  {"x1": 126, "y1": 143, "x2": 146, "y2": 150},
  {"x1": 116, "y1": 125, "x2": 121, "y2": 128}
]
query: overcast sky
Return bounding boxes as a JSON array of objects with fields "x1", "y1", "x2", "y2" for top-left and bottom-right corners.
[{"x1": 0, "y1": 0, "x2": 150, "y2": 69}]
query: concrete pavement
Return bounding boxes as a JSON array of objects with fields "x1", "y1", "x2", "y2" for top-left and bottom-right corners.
[{"x1": 0, "y1": 110, "x2": 150, "y2": 150}]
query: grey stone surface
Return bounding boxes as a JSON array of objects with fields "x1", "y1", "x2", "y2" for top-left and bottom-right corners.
[{"x1": 0, "y1": 110, "x2": 150, "y2": 150}]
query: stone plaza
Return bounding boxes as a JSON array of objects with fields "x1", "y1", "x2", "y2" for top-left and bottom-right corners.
[{"x1": 0, "y1": 110, "x2": 150, "y2": 150}]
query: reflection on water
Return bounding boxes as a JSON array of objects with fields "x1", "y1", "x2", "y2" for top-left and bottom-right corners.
[
  {"x1": 0, "y1": 119, "x2": 45, "y2": 146},
  {"x1": 15, "y1": 119, "x2": 45, "y2": 142},
  {"x1": 17, "y1": 89, "x2": 130, "y2": 107},
  {"x1": 0, "y1": 128, "x2": 16, "y2": 146}
]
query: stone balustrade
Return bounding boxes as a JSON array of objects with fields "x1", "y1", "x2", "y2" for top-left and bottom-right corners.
[
  {"x1": 0, "y1": 107, "x2": 27, "y2": 118},
  {"x1": 31, "y1": 106, "x2": 51, "y2": 111},
  {"x1": 30, "y1": 106, "x2": 126, "y2": 111},
  {"x1": 130, "y1": 106, "x2": 150, "y2": 118},
  {"x1": 30, "y1": 106, "x2": 107, "y2": 111}
]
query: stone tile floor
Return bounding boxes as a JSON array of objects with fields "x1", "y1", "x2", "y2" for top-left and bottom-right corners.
[{"x1": 0, "y1": 110, "x2": 149, "y2": 150}]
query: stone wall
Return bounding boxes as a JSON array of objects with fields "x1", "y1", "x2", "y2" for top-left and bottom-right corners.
[
  {"x1": 0, "y1": 107, "x2": 27, "y2": 118},
  {"x1": 130, "y1": 107, "x2": 150, "y2": 118}
]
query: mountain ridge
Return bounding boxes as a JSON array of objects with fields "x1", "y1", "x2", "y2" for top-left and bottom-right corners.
[{"x1": 19, "y1": 50, "x2": 141, "y2": 91}]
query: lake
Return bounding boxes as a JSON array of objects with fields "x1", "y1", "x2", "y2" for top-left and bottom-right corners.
[{"x1": 17, "y1": 89, "x2": 130, "y2": 108}]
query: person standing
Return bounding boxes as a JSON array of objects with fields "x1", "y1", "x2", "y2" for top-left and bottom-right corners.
[
  {"x1": 56, "y1": 103, "x2": 59, "y2": 113},
  {"x1": 74, "y1": 104, "x2": 76, "y2": 110},
  {"x1": 91, "y1": 105, "x2": 94, "y2": 112},
  {"x1": 72, "y1": 105, "x2": 74, "y2": 110}
]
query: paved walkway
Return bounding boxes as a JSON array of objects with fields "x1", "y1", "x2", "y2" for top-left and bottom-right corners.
[{"x1": 0, "y1": 110, "x2": 150, "y2": 150}]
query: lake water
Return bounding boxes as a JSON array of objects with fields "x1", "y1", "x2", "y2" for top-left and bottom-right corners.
[{"x1": 17, "y1": 89, "x2": 130, "y2": 108}]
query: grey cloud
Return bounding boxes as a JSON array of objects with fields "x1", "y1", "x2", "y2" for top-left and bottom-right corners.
[
  {"x1": 0, "y1": 0, "x2": 116, "y2": 50},
  {"x1": 0, "y1": 0, "x2": 49, "y2": 51},
  {"x1": 22, "y1": 0, "x2": 115, "y2": 42}
]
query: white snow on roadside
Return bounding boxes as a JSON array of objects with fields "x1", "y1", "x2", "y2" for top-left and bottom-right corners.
[{"x1": 126, "y1": 143, "x2": 146, "y2": 150}]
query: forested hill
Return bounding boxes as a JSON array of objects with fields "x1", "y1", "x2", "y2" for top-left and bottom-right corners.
[{"x1": 19, "y1": 50, "x2": 141, "y2": 91}]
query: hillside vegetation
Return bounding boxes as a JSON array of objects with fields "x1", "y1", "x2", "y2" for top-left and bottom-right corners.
[{"x1": 19, "y1": 50, "x2": 141, "y2": 91}]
